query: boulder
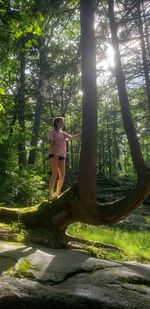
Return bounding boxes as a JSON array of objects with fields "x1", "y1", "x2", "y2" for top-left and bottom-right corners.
[{"x1": 0, "y1": 242, "x2": 150, "y2": 308}]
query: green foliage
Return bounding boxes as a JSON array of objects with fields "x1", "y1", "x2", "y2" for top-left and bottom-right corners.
[{"x1": 0, "y1": 168, "x2": 47, "y2": 206}]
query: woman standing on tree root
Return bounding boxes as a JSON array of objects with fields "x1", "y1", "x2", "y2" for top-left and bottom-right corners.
[{"x1": 48, "y1": 117, "x2": 80, "y2": 200}]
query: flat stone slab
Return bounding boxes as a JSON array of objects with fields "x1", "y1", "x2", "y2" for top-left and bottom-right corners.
[{"x1": 0, "y1": 242, "x2": 150, "y2": 308}]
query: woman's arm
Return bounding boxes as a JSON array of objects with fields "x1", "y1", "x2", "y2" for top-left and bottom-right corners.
[{"x1": 64, "y1": 132, "x2": 81, "y2": 140}]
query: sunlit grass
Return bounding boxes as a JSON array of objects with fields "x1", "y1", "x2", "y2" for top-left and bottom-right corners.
[
  {"x1": 1, "y1": 221, "x2": 149, "y2": 263},
  {"x1": 67, "y1": 223, "x2": 150, "y2": 262}
]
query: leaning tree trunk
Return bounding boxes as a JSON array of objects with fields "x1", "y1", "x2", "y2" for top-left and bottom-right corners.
[
  {"x1": 28, "y1": 40, "x2": 46, "y2": 165},
  {"x1": 0, "y1": 0, "x2": 150, "y2": 246},
  {"x1": 108, "y1": 0, "x2": 147, "y2": 179}
]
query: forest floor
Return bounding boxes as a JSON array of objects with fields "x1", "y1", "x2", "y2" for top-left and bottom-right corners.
[
  {"x1": 67, "y1": 181, "x2": 150, "y2": 263},
  {"x1": 0, "y1": 178, "x2": 149, "y2": 263}
]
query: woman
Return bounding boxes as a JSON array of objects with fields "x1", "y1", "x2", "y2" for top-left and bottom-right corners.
[{"x1": 48, "y1": 117, "x2": 80, "y2": 200}]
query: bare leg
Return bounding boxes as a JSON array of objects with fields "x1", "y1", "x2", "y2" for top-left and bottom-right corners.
[
  {"x1": 49, "y1": 157, "x2": 59, "y2": 199},
  {"x1": 55, "y1": 159, "x2": 65, "y2": 197}
]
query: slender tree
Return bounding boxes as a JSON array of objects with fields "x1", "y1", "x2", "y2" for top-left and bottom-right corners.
[
  {"x1": 136, "y1": 0, "x2": 150, "y2": 117},
  {"x1": 17, "y1": 40, "x2": 27, "y2": 167},
  {"x1": 28, "y1": 39, "x2": 46, "y2": 165},
  {"x1": 108, "y1": 0, "x2": 147, "y2": 179}
]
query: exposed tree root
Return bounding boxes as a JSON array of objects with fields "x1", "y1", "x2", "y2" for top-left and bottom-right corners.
[
  {"x1": 0, "y1": 174, "x2": 150, "y2": 249},
  {"x1": 65, "y1": 233, "x2": 121, "y2": 251}
]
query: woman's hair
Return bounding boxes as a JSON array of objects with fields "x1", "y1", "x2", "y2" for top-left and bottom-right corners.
[{"x1": 53, "y1": 117, "x2": 64, "y2": 129}]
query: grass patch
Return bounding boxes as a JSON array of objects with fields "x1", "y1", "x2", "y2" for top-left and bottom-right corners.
[
  {"x1": 0, "y1": 222, "x2": 29, "y2": 243},
  {"x1": 16, "y1": 258, "x2": 36, "y2": 278},
  {"x1": 7, "y1": 258, "x2": 37, "y2": 278},
  {"x1": 67, "y1": 223, "x2": 150, "y2": 262}
]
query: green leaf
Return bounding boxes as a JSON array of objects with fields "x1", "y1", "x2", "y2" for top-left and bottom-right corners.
[
  {"x1": 0, "y1": 104, "x2": 4, "y2": 112},
  {"x1": 0, "y1": 88, "x2": 5, "y2": 95}
]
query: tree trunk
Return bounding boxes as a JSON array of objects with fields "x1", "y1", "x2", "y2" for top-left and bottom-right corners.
[
  {"x1": 17, "y1": 49, "x2": 27, "y2": 167},
  {"x1": 142, "y1": 0, "x2": 150, "y2": 58},
  {"x1": 78, "y1": 0, "x2": 97, "y2": 210},
  {"x1": 108, "y1": 0, "x2": 146, "y2": 179},
  {"x1": 28, "y1": 40, "x2": 46, "y2": 165},
  {"x1": 105, "y1": 103, "x2": 112, "y2": 176},
  {"x1": 136, "y1": 0, "x2": 150, "y2": 117},
  {"x1": 112, "y1": 114, "x2": 122, "y2": 176}
]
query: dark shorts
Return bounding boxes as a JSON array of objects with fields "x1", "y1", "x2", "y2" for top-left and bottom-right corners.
[{"x1": 49, "y1": 154, "x2": 65, "y2": 160}]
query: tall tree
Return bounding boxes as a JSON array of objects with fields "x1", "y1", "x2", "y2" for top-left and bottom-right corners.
[
  {"x1": 78, "y1": 0, "x2": 97, "y2": 209},
  {"x1": 28, "y1": 39, "x2": 46, "y2": 165},
  {"x1": 17, "y1": 40, "x2": 27, "y2": 167},
  {"x1": 136, "y1": 0, "x2": 150, "y2": 117},
  {"x1": 108, "y1": 0, "x2": 147, "y2": 179}
]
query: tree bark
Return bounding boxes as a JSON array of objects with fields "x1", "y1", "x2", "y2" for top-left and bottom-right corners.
[
  {"x1": 112, "y1": 114, "x2": 122, "y2": 175},
  {"x1": 105, "y1": 103, "x2": 112, "y2": 176},
  {"x1": 28, "y1": 40, "x2": 46, "y2": 165},
  {"x1": 17, "y1": 48, "x2": 27, "y2": 167},
  {"x1": 78, "y1": 0, "x2": 97, "y2": 210}
]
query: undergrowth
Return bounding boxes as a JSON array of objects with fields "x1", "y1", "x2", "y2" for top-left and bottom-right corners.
[{"x1": 67, "y1": 222, "x2": 150, "y2": 262}]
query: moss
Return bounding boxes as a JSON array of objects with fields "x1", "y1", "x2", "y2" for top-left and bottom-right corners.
[
  {"x1": 0, "y1": 223, "x2": 12, "y2": 230},
  {"x1": 73, "y1": 244, "x2": 125, "y2": 261},
  {"x1": 17, "y1": 259, "x2": 36, "y2": 278},
  {"x1": 6, "y1": 266, "x2": 14, "y2": 275},
  {"x1": 0, "y1": 221, "x2": 29, "y2": 243}
]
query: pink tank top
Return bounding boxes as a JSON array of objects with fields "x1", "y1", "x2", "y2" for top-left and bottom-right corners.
[{"x1": 49, "y1": 130, "x2": 67, "y2": 158}]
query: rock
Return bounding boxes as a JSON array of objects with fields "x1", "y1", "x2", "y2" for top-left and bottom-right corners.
[{"x1": 0, "y1": 242, "x2": 150, "y2": 308}]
